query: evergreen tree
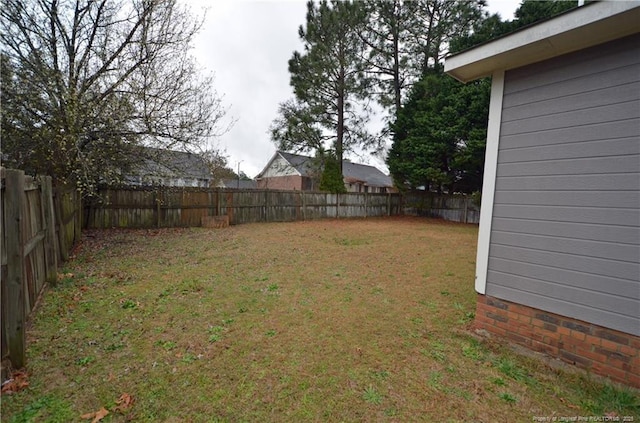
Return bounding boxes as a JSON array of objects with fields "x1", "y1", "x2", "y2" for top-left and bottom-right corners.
[
  {"x1": 358, "y1": 0, "x2": 412, "y2": 118},
  {"x1": 270, "y1": 0, "x2": 371, "y2": 177},
  {"x1": 388, "y1": 70, "x2": 489, "y2": 193},
  {"x1": 406, "y1": 0, "x2": 486, "y2": 74},
  {"x1": 387, "y1": 0, "x2": 578, "y2": 193},
  {"x1": 319, "y1": 153, "x2": 347, "y2": 194}
]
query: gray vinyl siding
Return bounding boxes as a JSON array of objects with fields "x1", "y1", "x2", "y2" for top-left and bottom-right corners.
[{"x1": 486, "y1": 33, "x2": 640, "y2": 336}]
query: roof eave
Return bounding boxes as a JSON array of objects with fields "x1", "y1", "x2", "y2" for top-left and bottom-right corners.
[{"x1": 445, "y1": 2, "x2": 640, "y2": 83}]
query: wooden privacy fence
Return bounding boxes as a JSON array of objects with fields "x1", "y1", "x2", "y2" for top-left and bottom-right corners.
[
  {"x1": 85, "y1": 187, "x2": 402, "y2": 228},
  {"x1": 85, "y1": 186, "x2": 479, "y2": 228},
  {"x1": 403, "y1": 191, "x2": 480, "y2": 224},
  {"x1": 1, "y1": 168, "x2": 81, "y2": 373}
]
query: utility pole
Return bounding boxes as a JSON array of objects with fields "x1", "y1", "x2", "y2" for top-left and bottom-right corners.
[{"x1": 237, "y1": 160, "x2": 243, "y2": 189}]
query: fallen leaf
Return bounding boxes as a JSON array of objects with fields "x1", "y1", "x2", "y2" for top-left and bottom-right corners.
[
  {"x1": 1, "y1": 370, "x2": 29, "y2": 395},
  {"x1": 113, "y1": 393, "x2": 134, "y2": 412},
  {"x1": 81, "y1": 407, "x2": 109, "y2": 423}
]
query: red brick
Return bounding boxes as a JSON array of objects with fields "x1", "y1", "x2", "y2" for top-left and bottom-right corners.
[
  {"x1": 474, "y1": 314, "x2": 492, "y2": 325},
  {"x1": 619, "y1": 345, "x2": 638, "y2": 358},
  {"x1": 576, "y1": 347, "x2": 607, "y2": 364},
  {"x1": 487, "y1": 297, "x2": 509, "y2": 310},
  {"x1": 488, "y1": 325, "x2": 506, "y2": 337},
  {"x1": 546, "y1": 336, "x2": 562, "y2": 348},
  {"x1": 560, "y1": 350, "x2": 591, "y2": 369},
  {"x1": 518, "y1": 314, "x2": 532, "y2": 324},
  {"x1": 506, "y1": 331, "x2": 528, "y2": 345},
  {"x1": 507, "y1": 311, "x2": 521, "y2": 322},
  {"x1": 531, "y1": 340, "x2": 558, "y2": 356},
  {"x1": 561, "y1": 336, "x2": 585, "y2": 352},
  {"x1": 595, "y1": 329, "x2": 630, "y2": 346},
  {"x1": 558, "y1": 326, "x2": 571, "y2": 337},
  {"x1": 585, "y1": 334, "x2": 602, "y2": 347},
  {"x1": 600, "y1": 338, "x2": 623, "y2": 353},
  {"x1": 532, "y1": 318, "x2": 546, "y2": 328},
  {"x1": 561, "y1": 319, "x2": 593, "y2": 335},
  {"x1": 496, "y1": 321, "x2": 512, "y2": 333},
  {"x1": 605, "y1": 366, "x2": 627, "y2": 383},
  {"x1": 473, "y1": 296, "x2": 639, "y2": 388}
]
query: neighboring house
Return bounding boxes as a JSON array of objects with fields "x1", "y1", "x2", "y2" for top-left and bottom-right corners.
[
  {"x1": 256, "y1": 151, "x2": 394, "y2": 193},
  {"x1": 125, "y1": 148, "x2": 213, "y2": 188},
  {"x1": 216, "y1": 179, "x2": 258, "y2": 189},
  {"x1": 445, "y1": 2, "x2": 639, "y2": 387}
]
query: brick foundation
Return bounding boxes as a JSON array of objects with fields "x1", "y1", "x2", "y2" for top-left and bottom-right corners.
[{"x1": 474, "y1": 294, "x2": 640, "y2": 388}]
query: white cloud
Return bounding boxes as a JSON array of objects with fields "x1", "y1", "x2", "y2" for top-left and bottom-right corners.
[{"x1": 185, "y1": 0, "x2": 519, "y2": 178}]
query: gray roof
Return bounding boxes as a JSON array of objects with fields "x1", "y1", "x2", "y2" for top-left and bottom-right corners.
[
  {"x1": 276, "y1": 151, "x2": 393, "y2": 188},
  {"x1": 134, "y1": 148, "x2": 211, "y2": 180},
  {"x1": 342, "y1": 160, "x2": 393, "y2": 187},
  {"x1": 278, "y1": 151, "x2": 320, "y2": 177}
]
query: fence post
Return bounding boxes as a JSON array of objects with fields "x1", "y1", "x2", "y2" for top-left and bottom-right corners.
[
  {"x1": 264, "y1": 190, "x2": 269, "y2": 222},
  {"x1": 387, "y1": 193, "x2": 391, "y2": 216},
  {"x1": 364, "y1": 192, "x2": 368, "y2": 218},
  {"x1": 155, "y1": 190, "x2": 161, "y2": 228},
  {"x1": 226, "y1": 191, "x2": 234, "y2": 224},
  {"x1": 5, "y1": 169, "x2": 26, "y2": 369},
  {"x1": 301, "y1": 191, "x2": 306, "y2": 221},
  {"x1": 40, "y1": 176, "x2": 58, "y2": 285},
  {"x1": 54, "y1": 188, "x2": 69, "y2": 261},
  {"x1": 463, "y1": 197, "x2": 469, "y2": 224},
  {"x1": 74, "y1": 189, "x2": 82, "y2": 244}
]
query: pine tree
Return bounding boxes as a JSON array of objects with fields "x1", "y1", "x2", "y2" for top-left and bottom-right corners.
[{"x1": 270, "y1": 0, "x2": 371, "y2": 177}]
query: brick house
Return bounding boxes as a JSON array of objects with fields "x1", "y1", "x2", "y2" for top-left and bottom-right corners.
[
  {"x1": 444, "y1": 2, "x2": 640, "y2": 387},
  {"x1": 256, "y1": 151, "x2": 394, "y2": 193}
]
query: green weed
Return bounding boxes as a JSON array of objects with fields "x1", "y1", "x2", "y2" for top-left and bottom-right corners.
[
  {"x1": 499, "y1": 392, "x2": 517, "y2": 403},
  {"x1": 9, "y1": 395, "x2": 74, "y2": 423},
  {"x1": 362, "y1": 386, "x2": 383, "y2": 405}
]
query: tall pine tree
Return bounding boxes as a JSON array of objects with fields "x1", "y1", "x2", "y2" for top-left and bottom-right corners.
[
  {"x1": 270, "y1": 0, "x2": 371, "y2": 186},
  {"x1": 387, "y1": 0, "x2": 578, "y2": 193}
]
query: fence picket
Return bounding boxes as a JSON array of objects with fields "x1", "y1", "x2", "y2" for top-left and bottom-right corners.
[
  {"x1": 84, "y1": 187, "x2": 478, "y2": 228},
  {"x1": 1, "y1": 169, "x2": 80, "y2": 374}
]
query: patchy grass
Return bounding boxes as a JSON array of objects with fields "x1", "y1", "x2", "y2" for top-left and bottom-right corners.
[{"x1": 2, "y1": 217, "x2": 638, "y2": 422}]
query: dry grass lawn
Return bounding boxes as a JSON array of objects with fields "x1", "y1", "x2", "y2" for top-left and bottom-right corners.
[{"x1": 2, "y1": 217, "x2": 638, "y2": 422}]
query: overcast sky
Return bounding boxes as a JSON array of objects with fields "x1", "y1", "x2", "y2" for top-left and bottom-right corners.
[{"x1": 187, "y1": 0, "x2": 520, "y2": 178}]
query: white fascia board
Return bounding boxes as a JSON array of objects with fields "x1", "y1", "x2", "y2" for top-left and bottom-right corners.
[
  {"x1": 255, "y1": 151, "x2": 279, "y2": 179},
  {"x1": 475, "y1": 70, "x2": 504, "y2": 295},
  {"x1": 278, "y1": 152, "x2": 303, "y2": 177},
  {"x1": 445, "y1": 2, "x2": 640, "y2": 83}
]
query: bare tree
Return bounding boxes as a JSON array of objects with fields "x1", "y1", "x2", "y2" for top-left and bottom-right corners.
[{"x1": 1, "y1": 0, "x2": 231, "y2": 193}]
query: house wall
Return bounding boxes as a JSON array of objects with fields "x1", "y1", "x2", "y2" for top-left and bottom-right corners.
[
  {"x1": 475, "y1": 295, "x2": 640, "y2": 388},
  {"x1": 260, "y1": 155, "x2": 299, "y2": 178},
  {"x1": 485, "y1": 33, "x2": 640, "y2": 338}
]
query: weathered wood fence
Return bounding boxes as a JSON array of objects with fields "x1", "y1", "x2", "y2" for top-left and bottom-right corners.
[
  {"x1": 85, "y1": 187, "x2": 402, "y2": 228},
  {"x1": 403, "y1": 191, "x2": 480, "y2": 224},
  {"x1": 84, "y1": 186, "x2": 479, "y2": 228},
  {"x1": 1, "y1": 168, "x2": 81, "y2": 373}
]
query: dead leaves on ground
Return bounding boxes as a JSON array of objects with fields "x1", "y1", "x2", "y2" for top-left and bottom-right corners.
[
  {"x1": 81, "y1": 393, "x2": 134, "y2": 421},
  {"x1": 81, "y1": 407, "x2": 109, "y2": 423},
  {"x1": 1, "y1": 370, "x2": 29, "y2": 394},
  {"x1": 113, "y1": 393, "x2": 134, "y2": 412}
]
